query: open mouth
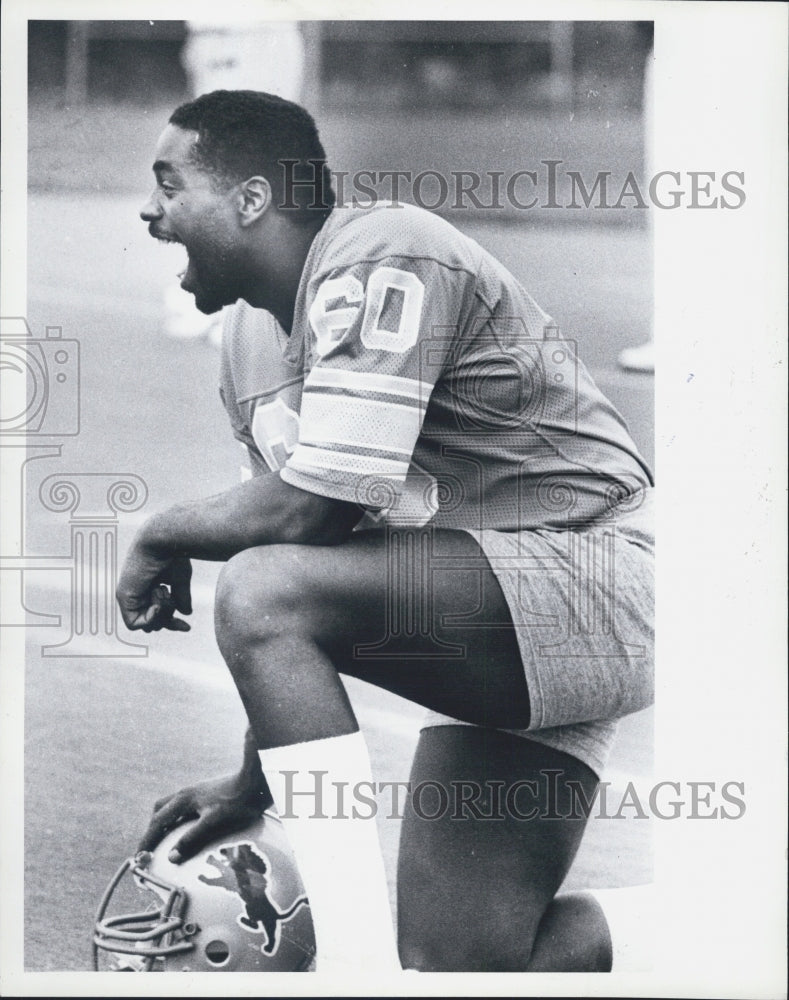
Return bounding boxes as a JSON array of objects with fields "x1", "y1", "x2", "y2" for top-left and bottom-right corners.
[
  {"x1": 178, "y1": 255, "x2": 195, "y2": 287},
  {"x1": 150, "y1": 227, "x2": 189, "y2": 280}
]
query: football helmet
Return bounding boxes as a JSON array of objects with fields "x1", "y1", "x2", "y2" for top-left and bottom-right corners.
[{"x1": 93, "y1": 810, "x2": 315, "y2": 971}]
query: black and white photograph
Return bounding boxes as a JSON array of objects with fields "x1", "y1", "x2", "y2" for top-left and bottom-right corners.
[{"x1": 0, "y1": 2, "x2": 785, "y2": 997}]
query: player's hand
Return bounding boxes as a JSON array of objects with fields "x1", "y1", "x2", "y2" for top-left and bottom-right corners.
[
  {"x1": 116, "y1": 542, "x2": 193, "y2": 633},
  {"x1": 138, "y1": 770, "x2": 273, "y2": 863}
]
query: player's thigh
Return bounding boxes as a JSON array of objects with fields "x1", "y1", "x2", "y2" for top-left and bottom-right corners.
[
  {"x1": 329, "y1": 529, "x2": 530, "y2": 728},
  {"x1": 397, "y1": 725, "x2": 596, "y2": 972},
  {"x1": 220, "y1": 527, "x2": 530, "y2": 729}
]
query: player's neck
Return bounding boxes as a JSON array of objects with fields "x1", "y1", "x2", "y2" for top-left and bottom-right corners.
[{"x1": 243, "y1": 217, "x2": 324, "y2": 334}]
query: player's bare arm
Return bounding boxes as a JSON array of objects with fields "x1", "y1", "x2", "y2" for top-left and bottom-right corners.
[{"x1": 116, "y1": 475, "x2": 362, "y2": 632}]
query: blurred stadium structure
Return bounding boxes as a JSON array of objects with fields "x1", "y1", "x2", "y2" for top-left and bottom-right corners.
[
  {"x1": 30, "y1": 21, "x2": 652, "y2": 113},
  {"x1": 28, "y1": 21, "x2": 652, "y2": 232}
]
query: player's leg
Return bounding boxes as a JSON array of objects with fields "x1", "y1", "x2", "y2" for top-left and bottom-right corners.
[
  {"x1": 212, "y1": 527, "x2": 530, "y2": 970},
  {"x1": 524, "y1": 892, "x2": 612, "y2": 971},
  {"x1": 213, "y1": 527, "x2": 532, "y2": 746},
  {"x1": 528, "y1": 883, "x2": 655, "y2": 971},
  {"x1": 396, "y1": 725, "x2": 612, "y2": 972}
]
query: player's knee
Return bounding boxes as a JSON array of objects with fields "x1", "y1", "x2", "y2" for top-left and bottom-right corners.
[
  {"x1": 214, "y1": 545, "x2": 312, "y2": 653},
  {"x1": 399, "y1": 911, "x2": 541, "y2": 972},
  {"x1": 399, "y1": 934, "x2": 538, "y2": 973}
]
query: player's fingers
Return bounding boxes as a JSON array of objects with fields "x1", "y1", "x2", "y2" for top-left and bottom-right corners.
[
  {"x1": 169, "y1": 558, "x2": 193, "y2": 616},
  {"x1": 141, "y1": 616, "x2": 166, "y2": 633},
  {"x1": 139, "y1": 586, "x2": 180, "y2": 632},
  {"x1": 151, "y1": 584, "x2": 174, "y2": 611},
  {"x1": 162, "y1": 617, "x2": 191, "y2": 632},
  {"x1": 169, "y1": 803, "x2": 256, "y2": 864},
  {"x1": 138, "y1": 794, "x2": 196, "y2": 853},
  {"x1": 168, "y1": 808, "x2": 222, "y2": 863},
  {"x1": 140, "y1": 603, "x2": 163, "y2": 627},
  {"x1": 118, "y1": 598, "x2": 160, "y2": 632},
  {"x1": 153, "y1": 792, "x2": 176, "y2": 813}
]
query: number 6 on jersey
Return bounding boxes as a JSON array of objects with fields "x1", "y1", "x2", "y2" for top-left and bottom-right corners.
[{"x1": 309, "y1": 266, "x2": 425, "y2": 356}]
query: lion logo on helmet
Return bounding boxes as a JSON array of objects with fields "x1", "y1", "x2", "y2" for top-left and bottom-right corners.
[{"x1": 198, "y1": 841, "x2": 308, "y2": 955}]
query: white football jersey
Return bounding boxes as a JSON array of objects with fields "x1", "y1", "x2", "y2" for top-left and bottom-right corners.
[{"x1": 220, "y1": 203, "x2": 652, "y2": 529}]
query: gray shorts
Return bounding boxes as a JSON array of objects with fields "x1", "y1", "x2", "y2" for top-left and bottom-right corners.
[{"x1": 423, "y1": 488, "x2": 655, "y2": 777}]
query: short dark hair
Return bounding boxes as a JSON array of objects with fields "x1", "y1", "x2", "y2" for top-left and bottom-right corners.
[{"x1": 169, "y1": 90, "x2": 335, "y2": 224}]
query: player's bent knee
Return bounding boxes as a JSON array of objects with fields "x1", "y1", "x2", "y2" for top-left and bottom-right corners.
[
  {"x1": 399, "y1": 922, "x2": 539, "y2": 972},
  {"x1": 398, "y1": 881, "x2": 545, "y2": 972},
  {"x1": 214, "y1": 545, "x2": 314, "y2": 651}
]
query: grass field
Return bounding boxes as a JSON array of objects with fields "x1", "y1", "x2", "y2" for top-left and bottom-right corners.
[{"x1": 20, "y1": 99, "x2": 654, "y2": 972}]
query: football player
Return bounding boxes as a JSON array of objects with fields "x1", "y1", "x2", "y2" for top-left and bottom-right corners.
[{"x1": 118, "y1": 89, "x2": 655, "y2": 973}]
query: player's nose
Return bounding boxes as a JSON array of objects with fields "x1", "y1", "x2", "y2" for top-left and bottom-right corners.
[{"x1": 139, "y1": 191, "x2": 162, "y2": 222}]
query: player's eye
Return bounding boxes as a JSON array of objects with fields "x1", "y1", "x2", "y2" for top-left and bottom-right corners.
[{"x1": 159, "y1": 183, "x2": 178, "y2": 199}]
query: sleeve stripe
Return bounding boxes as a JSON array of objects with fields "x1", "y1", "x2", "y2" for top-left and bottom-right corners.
[
  {"x1": 299, "y1": 436, "x2": 413, "y2": 458},
  {"x1": 298, "y1": 392, "x2": 424, "y2": 452},
  {"x1": 306, "y1": 367, "x2": 432, "y2": 401},
  {"x1": 289, "y1": 443, "x2": 409, "y2": 479}
]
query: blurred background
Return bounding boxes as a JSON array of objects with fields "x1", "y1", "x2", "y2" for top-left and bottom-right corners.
[
  {"x1": 30, "y1": 20, "x2": 652, "y2": 110},
  {"x1": 24, "y1": 19, "x2": 654, "y2": 971},
  {"x1": 29, "y1": 21, "x2": 652, "y2": 222}
]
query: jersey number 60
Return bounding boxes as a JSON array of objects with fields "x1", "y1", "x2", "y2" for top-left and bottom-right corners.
[{"x1": 309, "y1": 266, "x2": 425, "y2": 356}]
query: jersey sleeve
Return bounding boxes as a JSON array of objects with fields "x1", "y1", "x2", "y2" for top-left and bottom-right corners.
[
  {"x1": 280, "y1": 255, "x2": 474, "y2": 507},
  {"x1": 219, "y1": 301, "x2": 284, "y2": 479}
]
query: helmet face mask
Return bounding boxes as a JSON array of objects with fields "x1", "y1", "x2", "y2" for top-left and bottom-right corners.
[
  {"x1": 93, "y1": 854, "x2": 199, "y2": 971},
  {"x1": 93, "y1": 812, "x2": 316, "y2": 972}
]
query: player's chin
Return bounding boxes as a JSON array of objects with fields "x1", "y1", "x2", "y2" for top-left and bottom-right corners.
[
  {"x1": 193, "y1": 295, "x2": 226, "y2": 316},
  {"x1": 187, "y1": 283, "x2": 229, "y2": 315},
  {"x1": 184, "y1": 275, "x2": 235, "y2": 315}
]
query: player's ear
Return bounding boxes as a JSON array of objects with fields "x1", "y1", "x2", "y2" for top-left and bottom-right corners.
[{"x1": 237, "y1": 177, "x2": 271, "y2": 226}]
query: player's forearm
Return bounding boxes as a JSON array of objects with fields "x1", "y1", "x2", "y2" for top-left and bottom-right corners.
[{"x1": 136, "y1": 474, "x2": 362, "y2": 561}]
